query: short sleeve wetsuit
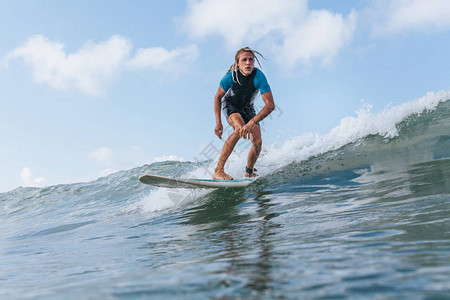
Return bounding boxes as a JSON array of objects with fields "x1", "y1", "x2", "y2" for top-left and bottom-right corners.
[{"x1": 220, "y1": 68, "x2": 271, "y2": 124}]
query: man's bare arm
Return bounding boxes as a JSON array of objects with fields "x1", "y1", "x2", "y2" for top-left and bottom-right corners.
[{"x1": 214, "y1": 86, "x2": 226, "y2": 139}]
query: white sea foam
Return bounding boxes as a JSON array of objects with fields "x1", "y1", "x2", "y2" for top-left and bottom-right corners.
[
  {"x1": 259, "y1": 90, "x2": 450, "y2": 170},
  {"x1": 134, "y1": 185, "x2": 210, "y2": 213}
]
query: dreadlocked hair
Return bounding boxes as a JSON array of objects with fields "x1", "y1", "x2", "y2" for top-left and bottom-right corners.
[{"x1": 227, "y1": 47, "x2": 266, "y2": 85}]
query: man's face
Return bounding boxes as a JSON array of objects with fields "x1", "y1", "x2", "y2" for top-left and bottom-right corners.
[{"x1": 237, "y1": 52, "x2": 255, "y2": 76}]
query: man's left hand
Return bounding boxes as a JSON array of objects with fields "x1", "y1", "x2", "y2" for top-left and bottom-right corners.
[{"x1": 240, "y1": 120, "x2": 255, "y2": 139}]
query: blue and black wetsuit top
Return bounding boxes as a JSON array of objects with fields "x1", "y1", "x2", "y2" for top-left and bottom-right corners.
[{"x1": 220, "y1": 68, "x2": 271, "y2": 124}]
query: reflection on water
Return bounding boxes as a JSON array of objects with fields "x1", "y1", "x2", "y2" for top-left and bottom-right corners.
[
  {"x1": 166, "y1": 156, "x2": 450, "y2": 298},
  {"x1": 178, "y1": 188, "x2": 282, "y2": 295}
]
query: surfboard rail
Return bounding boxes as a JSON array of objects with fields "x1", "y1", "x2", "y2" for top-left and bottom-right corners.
[{"x1": 139, "y1": 174, "x2": 254, "y2": 189}]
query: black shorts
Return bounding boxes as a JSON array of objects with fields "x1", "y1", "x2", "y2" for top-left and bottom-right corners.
[{"x1": 223, "y1": 102, "x2": 257, "y2": 124}]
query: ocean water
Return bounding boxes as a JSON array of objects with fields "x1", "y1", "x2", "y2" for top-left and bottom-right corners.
[{"x1": 1, "y1": 91, "x2": 449, "y2": 299}]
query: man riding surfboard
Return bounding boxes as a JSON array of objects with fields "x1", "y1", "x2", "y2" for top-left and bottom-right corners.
[{"x1": 213, "y1": 47, "x2": 275, "y2": 180}]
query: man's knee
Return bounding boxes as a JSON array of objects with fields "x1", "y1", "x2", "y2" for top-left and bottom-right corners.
[
  {"x1": 229, "y1": 131, "x2": 241, "y2": 142},
  {"x1": 233, "y1": 125, "x2": 243, "y2": 135},
  {"x1": 252, "y1": 138, "x2": 262, "y2": 152}
]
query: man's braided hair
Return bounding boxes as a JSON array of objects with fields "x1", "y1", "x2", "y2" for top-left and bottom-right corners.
[{"x1": 227, "y1": 47, "x2": 266, "y2": 85}]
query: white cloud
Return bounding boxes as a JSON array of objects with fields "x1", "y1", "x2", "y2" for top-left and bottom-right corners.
[
  {"x1": 20, "y1": 167, "x2": 47, "y2": 187},
  {"x1": 88, "y1": 146, "x2": 169, "y2": 177},
  {"x1": 3, "y1": 35, "x2": 198, "y2": 96},
  {"x1": 4, "y1": 35, "x2": 131, "y2": 97},
  {"x1": 152, "y1": 155, "x2": 185, "y2": 162},
  {"x1": 182, "y1": 0, "x2": 357, "y2": 67},
  {"x1": 87, "y1": 147, "x2": 119, "y2": 177},
  {"x1": 183, "y1": 0, "x2": 306, "y2": 47},
  {"x1": 88, "y1": 147, "x2": 115, "y2": 167},
  {"x1": 370, "y1": 0, "x2": 450, "y2": 35},
  {"x1": 127, "y1": 44, "x2": 198, "y2": 72},
  {"x1": 278, "y1": 9, "x2": 357, "y2": 66}
]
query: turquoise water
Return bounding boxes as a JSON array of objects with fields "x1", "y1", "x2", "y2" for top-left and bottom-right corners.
[{"x1": 1, "y1": 99, "x2": 449, "y2": 299}]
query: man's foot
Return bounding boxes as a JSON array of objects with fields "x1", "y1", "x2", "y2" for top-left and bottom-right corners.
[
  {"x1": 213, "y1": 170, "x2": 233, "y2": 180},
  {"x1": 245, "y1": 172, "x2": 258, "y2": 178},
  {"x1": 245, "y1": 167, "x2": 258, "y2": 178}
]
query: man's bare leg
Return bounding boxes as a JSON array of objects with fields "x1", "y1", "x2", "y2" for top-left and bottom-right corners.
[
  {"x1": 213, "y1": 114, "x2": 245, "y2": 180},
  {"x1": 245, "y1": 124, "x2": 262, "y2": 178},
  {"x1": 213, "y1": 133, "x2": 240, "y2": 180}
]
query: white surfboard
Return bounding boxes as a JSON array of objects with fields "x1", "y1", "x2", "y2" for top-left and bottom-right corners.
[{"x1": 139, "y1": 174, "x2": 254, "y2": 189}]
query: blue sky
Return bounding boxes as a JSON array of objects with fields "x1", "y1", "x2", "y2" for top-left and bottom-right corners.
[{"x1": 1, "y1": 0, "x2": 449, "y2": 192}]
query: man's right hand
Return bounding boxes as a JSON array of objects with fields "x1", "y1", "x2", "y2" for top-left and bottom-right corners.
[{"x1": 215, "y1": 122, "x2": 223, "y2": 139}]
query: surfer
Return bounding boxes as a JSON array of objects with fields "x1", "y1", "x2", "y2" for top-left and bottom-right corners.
[{"x1": 213, "y1": 47, "x2": 275, "y2": 180}]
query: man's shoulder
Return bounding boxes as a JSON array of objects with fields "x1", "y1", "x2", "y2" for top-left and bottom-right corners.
[
  {"x1": 254, "y1": 68, "x2": 266, "y2": 78},
  {"x1": 220, "y1": 71, "x2": 234, "y2": 91},
  {"x1": 222, "y1": 71, "x2": 233, "y2": 80},
  {"x1": 254, "y1": 68, "x2": 271, "y2": 94},
  {"x1": 254, "y1": 68, "x2": 269, "y2": 84}
]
